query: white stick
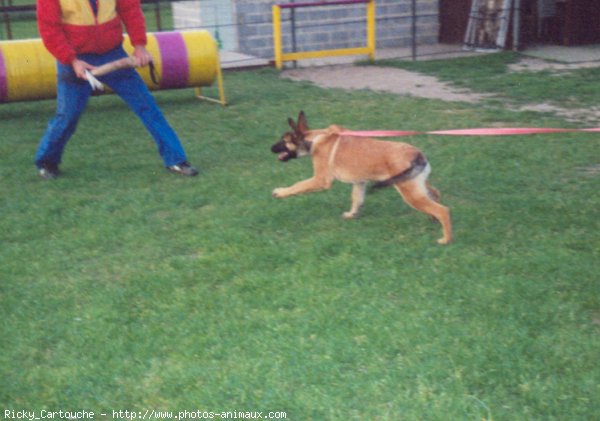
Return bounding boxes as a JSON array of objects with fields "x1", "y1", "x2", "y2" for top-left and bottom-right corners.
[{"x1": 84, "y1": 70, "x2": 104, "y2": 91}]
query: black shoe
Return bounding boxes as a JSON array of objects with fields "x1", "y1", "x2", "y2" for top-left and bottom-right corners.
[
  {"x1": 166, "y1": 161, "x2": 199, "y2": 177},
  {"x1": 39, "y1": 163, "x2": 60, "y2": 179}
]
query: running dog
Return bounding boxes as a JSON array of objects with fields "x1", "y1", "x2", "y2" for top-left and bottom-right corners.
[{"x1": 270, "y1": 111, "x2": 452, "y2": 244}]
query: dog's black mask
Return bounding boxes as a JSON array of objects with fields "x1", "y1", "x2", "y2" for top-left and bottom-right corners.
[
  {"x1": 271, "y1": 132, "x2": 298, "y2": 162},
  {"x1": 272, "y1": 112, "x2": 310, "y2": 162}
]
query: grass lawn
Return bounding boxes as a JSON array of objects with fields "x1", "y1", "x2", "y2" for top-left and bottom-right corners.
[{"x1": 1, "y1": 54, "x2": 599, "y2": 420}]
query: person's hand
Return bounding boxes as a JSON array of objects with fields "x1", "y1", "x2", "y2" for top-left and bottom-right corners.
[
  {"x1": 133, "y1": 45, "x2": 153, "y2": 67},
  {"x1": 71, "y1": 58, "x2": 96, "y2": 79}
]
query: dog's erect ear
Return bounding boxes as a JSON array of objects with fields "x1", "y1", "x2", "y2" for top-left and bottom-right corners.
[
  {"x1": 288, "y1": 117, "x2": 297, "y2": 132},
  {"x1": 297, "y1": 111, "x2": 309, "y2": 133}
]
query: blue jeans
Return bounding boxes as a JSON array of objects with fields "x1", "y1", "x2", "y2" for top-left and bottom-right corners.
[{"x1": 35, "y1": 46, "x2": 188, "y2": 168}]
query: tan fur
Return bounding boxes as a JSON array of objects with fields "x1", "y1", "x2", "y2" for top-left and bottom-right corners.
[{"x1": 272, "y1": 112, "x2": 452, "y2": 244}]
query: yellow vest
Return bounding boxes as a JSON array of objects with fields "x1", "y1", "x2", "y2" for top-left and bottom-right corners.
[{"x1": 59, "y1": 0, "x2": 117, "y2": 25}]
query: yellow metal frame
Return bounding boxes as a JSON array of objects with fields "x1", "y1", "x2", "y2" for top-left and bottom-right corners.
[
  {"x1": 195, "y1": 53, "x2": 227, "y2": 106},
  {"x1": 272, "y1": 0, "x2": 376, "y2": 70}
]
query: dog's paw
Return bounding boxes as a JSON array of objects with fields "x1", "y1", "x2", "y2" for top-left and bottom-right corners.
[
  {"x1": 342, "y1": 211, "x2": 359, "y2": 219},
  {"x1": 437, "y1": 237, "x2": 451, "y2": 245},
  {"x1": 272, "y1": 188, "x2": 285, "y2": 198}
]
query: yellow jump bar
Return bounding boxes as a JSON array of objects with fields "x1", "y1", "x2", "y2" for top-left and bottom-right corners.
[{"x1": 272, "y1": 0, "x2": 376, "y2": 69}]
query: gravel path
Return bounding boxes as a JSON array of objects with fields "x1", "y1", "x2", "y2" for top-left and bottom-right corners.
[
  {"x1": 282, "y1": 65, "x2": 490, "y2": 103},
  {"x1": 281, "y1": 58, "x2": 600, "y2": 123}
]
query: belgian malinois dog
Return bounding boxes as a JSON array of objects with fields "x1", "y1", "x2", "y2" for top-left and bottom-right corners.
[{"x1": 270, "y1": 112, "x2": 452, "y2": 244}]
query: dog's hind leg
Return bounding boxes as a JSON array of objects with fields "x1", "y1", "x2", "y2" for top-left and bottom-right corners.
[
  {"x1": 426, "y1": 182, "x2": 441, "y2": 202},
  {"x1": 343, "y1": 182, "x2": 367, "y2": 219},
  {"x1": 425, "y1": 181, "x2": 442, "y2": 223},
  {"x1": 395, "y1": 176, "x2": 452, "y2": 245}
]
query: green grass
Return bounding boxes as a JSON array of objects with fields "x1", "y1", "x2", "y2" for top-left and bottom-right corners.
[{"x1": 1, "y1": 60, "x2": 599, "y2": 420}]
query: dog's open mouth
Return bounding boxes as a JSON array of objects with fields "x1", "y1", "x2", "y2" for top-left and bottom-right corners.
[
  {"x1": 271, "y1": 139, "x2": 297, "y2": 162},
  {"x1": 274, "y1": 150, "x2": 296, "y2": 162}
]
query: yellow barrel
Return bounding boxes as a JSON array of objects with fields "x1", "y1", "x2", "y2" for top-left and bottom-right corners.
[{"x1": 0, "y1": 30, "x2": 219, "y2": 103}]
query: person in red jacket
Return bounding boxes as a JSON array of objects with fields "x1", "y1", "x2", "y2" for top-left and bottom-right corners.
[{"x1": 35, "y1": 0, "x2": 198, "y2": 178}]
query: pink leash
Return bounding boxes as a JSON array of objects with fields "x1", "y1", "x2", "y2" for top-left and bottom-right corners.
[{"x1": 342, "y1": 127, "x2": 600, "y2": 137}]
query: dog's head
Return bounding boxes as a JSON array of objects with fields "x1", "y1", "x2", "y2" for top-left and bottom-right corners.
[{"x1": 271, "y1": 111, "x2": 311, "y2": 162}]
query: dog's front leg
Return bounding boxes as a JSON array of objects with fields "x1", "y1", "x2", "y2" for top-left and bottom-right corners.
[
  {"x1": 343, "y1": 182, "x2": 367, "y2": 219},
  {"x1": 272, "y1": 176, "x2": 332, "y2": 198}
]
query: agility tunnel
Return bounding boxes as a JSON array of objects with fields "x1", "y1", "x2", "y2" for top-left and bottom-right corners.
[{"x1": 0, "y1": 30, "x2": 225, "y2": 104}]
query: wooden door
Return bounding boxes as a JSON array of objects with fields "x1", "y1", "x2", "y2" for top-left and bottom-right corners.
[
  {"x1": 563, "y1": 0, "x2": 600, "y2": 45},
  {"x1": 439, "y1": 0, "x2": 472, "y2": 43}
]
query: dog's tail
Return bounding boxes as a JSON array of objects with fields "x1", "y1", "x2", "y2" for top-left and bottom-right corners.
[{"x1": 369, "y1": 153, "x2": 428, "y2": 192}]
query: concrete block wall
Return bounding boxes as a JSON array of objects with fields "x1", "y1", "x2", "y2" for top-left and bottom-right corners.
[
  {"x1": 233, "y1": 0, "x2": 439, "y2": 59},
  {"x1": 172, "y1": 0, "x2": 239, "y2": 50},
  {"x1": 172, "y1": 0, "x2": 202, "y2": 29}
]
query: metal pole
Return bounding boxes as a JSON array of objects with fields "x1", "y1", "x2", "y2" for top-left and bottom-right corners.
[
  {"x1": 154, "y1": 0, "x2": 161, "y2": 32},
  {"x1": 291, "y1": 0, "x2": 297, "y2": 67},
  {"x1": 513, "y1": 0, "x2": 521, "y2": 51},
  {"x1": 2, "y1": 0, "x2": 13, "y2": 40},
  {"x1": 366, "y1": 0, "x2": 376, "y2": 61},
  {"x1": 0, "y1": 0, "x2": 4, "y2": 39},
  {"x1": 411, "y1": 0, "x2": 417, "y2": 60},
  {"x1": 273, "y1": 5, "x2": 283, "y2": 69}
]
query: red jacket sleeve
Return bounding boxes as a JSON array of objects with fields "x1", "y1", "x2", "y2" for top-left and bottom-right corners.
[
  {"x1": 117, "y1": 0, "x2": 148, "y2": 47},
  {"x1": 37, "y1": 0, "x2": 77, "y2": 64}
]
